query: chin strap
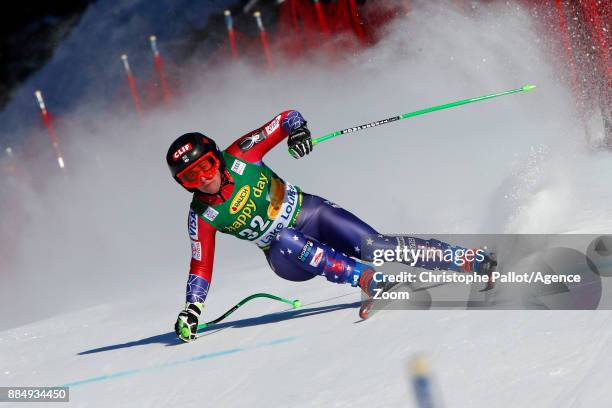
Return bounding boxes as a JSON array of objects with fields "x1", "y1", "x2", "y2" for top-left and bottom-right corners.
[{"x1": 198, "y1": 169, "x2": 234, "y2": 202}]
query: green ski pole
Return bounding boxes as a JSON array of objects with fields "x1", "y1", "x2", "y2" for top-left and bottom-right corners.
[
  {"x1": 289, "y1": 85, "x2": 536, "y2": 156},
  {"x1": 193, "y1": 293, "x2": 301, "y2": 333}
]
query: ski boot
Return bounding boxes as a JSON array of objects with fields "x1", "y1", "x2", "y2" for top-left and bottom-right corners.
[{"x1": 475, "y1": 249, "x2": 498, "y2": 291}]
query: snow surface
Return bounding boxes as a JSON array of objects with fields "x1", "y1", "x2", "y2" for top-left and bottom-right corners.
[
  {"x1": 2, "y1": 1, "x2": 612, "y2": 407},
  {"x1": 4, "y1": 270, "x2": 612, "y2": 407}
]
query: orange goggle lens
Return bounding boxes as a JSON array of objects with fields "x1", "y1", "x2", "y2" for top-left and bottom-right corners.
[{"x1": 176, "y1": 152, "x2": 220, "y2": 189}]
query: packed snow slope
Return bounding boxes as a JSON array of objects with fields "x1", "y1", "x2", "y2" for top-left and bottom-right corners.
[
  {"x1": 4, "y1": 270, "x2": 612, "y2": 407},
  {"x1": 2, "y1": 1, "x2": 612, "y2": 407}
]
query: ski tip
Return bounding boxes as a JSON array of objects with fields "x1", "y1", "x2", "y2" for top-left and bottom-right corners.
[
  {"x1": 359, "y1": 306, "x2": 370, "y2": 320},
  {"x1": 522, "y1": 84, "x2": 536, "y2": 92},
  {"x1": 292, "y1": 299, "x2": 301, "y2": 309}
]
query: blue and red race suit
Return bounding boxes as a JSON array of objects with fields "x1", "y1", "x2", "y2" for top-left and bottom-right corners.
[{"x1": 184, "y1": 111, "x2": 482, "y2": 304}]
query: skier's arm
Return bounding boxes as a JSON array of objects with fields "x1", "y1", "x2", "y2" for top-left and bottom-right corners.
[
  {"x1": 225, "y1": 110, "x2": 311, "y2": 161},
  {"x1": 186, "y1": 209, "x2": 216, "y2": 304},
  {"x1": 175, "y1": 209, "x2": 216, "y2": 342}
]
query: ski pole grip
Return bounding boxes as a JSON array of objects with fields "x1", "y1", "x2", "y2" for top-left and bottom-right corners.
[{"x1": 287, "y1": 139, "x2": 319, "y2": 157}]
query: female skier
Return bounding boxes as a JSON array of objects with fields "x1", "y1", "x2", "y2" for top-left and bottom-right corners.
[{"x1": 167, "y1": 110, "x2": 495, "y2": 342}]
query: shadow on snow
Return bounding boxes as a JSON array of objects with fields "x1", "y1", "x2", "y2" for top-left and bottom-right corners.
[{"x1": 78, "y1": 300, "x2": 360, "y2": 355}]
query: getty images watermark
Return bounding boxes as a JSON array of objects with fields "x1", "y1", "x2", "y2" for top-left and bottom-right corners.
[{"x1": 359, "y1": 234, "x2": 612, "y2": 310}]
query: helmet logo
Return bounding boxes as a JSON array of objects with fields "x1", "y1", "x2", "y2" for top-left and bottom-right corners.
[{"x1": 173, "y1": 143, "x2": 192, "y2": 161}]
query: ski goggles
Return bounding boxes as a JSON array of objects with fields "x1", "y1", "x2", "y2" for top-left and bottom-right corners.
[{"x1": 176, "y1": 152, "x2": 220, "y2": 189}]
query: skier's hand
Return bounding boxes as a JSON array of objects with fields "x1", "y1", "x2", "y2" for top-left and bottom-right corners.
[
  {"x1": 174, "y1": 302, "x2": 204, "y2": 342},
  {"x1": 288, "y1": 125, "x2": 313, "y2": 159}
]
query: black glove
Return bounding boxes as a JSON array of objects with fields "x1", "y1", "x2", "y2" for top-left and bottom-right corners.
[
  {"x1": 174, "y1": 302, "x2": 204, "y2": 342},
  {"x1": 288, "y1": 125, "x2": 313, "y2": 159}
]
